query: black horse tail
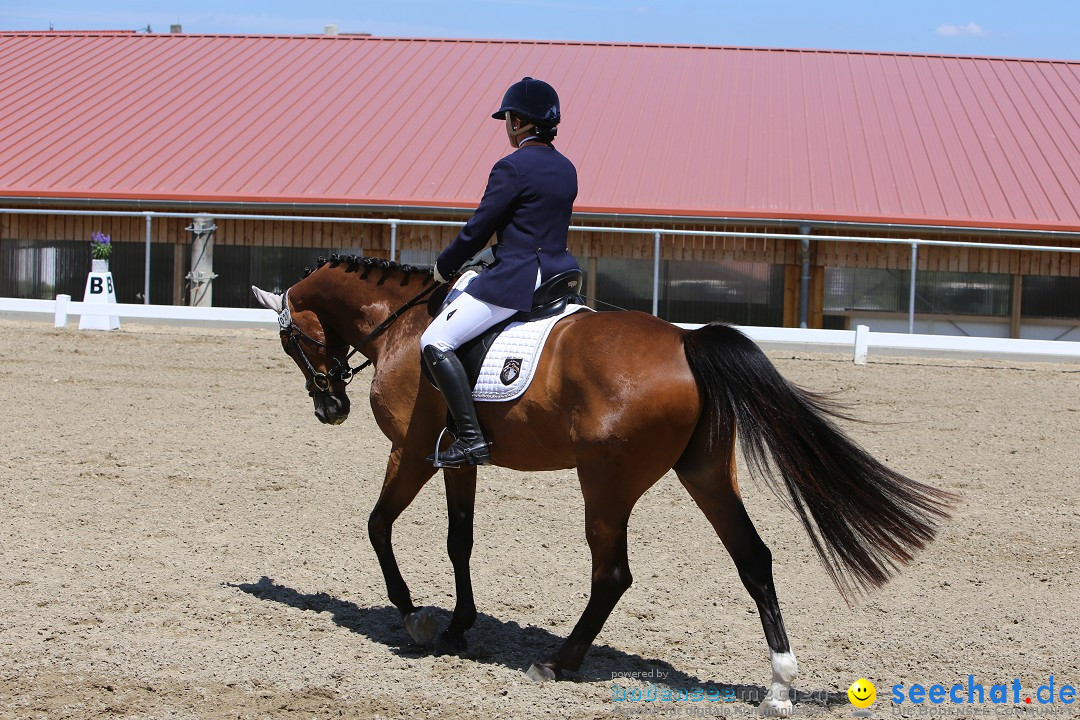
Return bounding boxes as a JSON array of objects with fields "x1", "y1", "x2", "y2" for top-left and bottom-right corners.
[{"x1": 682, "y1": 322, "x2": 957, "y2": 601}]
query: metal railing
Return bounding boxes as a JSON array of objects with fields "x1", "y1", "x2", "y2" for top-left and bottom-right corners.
[{"x1": 3, "y1": 207, "x2": 1080, "y2": 333}]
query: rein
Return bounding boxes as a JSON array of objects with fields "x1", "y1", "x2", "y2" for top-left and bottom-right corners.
[{"x1": 282, "y1": 277, "x2": 439, "y2": 393}]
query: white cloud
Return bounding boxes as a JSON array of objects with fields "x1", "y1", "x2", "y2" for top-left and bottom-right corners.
[{"x1": 935, "y1": 21, "x2": 988, "y2": 38}]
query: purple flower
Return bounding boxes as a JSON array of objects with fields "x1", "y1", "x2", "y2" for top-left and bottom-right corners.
[{"x1": 90, "y1": 231, "x2": 113, "y2": 259}]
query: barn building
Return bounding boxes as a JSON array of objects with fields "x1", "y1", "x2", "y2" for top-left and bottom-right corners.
[{"x1": 2, "y1": 31, "x2": 1079, "y2": 338}]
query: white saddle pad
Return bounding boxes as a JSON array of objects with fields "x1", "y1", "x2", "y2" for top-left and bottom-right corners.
[
  {"x1": 473, "y1": 303, "x2": 592, "y2": 402},
  {"x1": 442, "y1": 270, "x2": 593, "y2": 402}
]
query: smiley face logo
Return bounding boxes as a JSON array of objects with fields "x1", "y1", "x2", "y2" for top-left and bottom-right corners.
[{"x1": 848, "y1": 678, "x2": 877, "y2": 710}]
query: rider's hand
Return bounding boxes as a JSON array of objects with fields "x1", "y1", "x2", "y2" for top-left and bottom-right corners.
[
  {"x1": 433, "y1": 265, "x2": 449, "y2": 284},
  {"x1": 466, "y1": 246, "x2": 495, "y2": 269}
]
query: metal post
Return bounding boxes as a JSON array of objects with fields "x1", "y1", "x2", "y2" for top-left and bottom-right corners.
[
  {"x1": 186, "y1": 215, "x2": 217, "y2": 307},
  {"x1": 652, "y1": 231, "x2": 661, "y2": 317},
  {"x1": 799, "y1": 225, "x2": 811, "y2": 328},
  {"x1": 390, "y1": 221, "x2": 397, "y2": 262},
  {"x1": 909, "y1": 242, "x2": 918, "y2": 334},
  {"x1": 144, "y1": 213, "x2": 152, "y2": 304}
]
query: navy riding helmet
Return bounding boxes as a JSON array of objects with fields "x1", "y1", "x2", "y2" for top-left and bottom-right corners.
[{"x1": 491, "y1": 77, "x2": 561, "y2": 127}]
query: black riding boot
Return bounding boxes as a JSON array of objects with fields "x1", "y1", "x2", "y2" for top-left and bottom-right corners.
[{"x1": 423, "y1": 345, "x2": 491, "y2": 467}]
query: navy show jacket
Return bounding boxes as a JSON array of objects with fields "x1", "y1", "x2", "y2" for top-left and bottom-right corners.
[{"x1": 435, "y1": 144, "x2": 580, "y2": 311}]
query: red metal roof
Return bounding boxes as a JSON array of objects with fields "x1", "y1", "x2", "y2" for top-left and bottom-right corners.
[
  {"x1": 2, "y1": 33, "x2": 1080, "y2": 231},
  {"x1": 7, "y1": 30, "x2": 137, "y2": 34}
]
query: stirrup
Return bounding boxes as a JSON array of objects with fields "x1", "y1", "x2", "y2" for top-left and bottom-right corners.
[
  {"x1": 429, "y1": 427, "x2": 490, "y2": 468},
  {"x1": 430, "y1": 427, "x2": 454, "y2": 469}
]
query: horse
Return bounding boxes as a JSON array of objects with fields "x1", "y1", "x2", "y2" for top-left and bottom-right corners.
[{"x1": 252, "y1": 254, "x2": 956, "y2": 714}]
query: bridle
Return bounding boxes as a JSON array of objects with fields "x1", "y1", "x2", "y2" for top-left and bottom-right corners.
[
  {"x1": 278, "y1": 298, "x2": 355, "y2": 394},
  {"x1": 277, "y1": 279, "x2": 439, "y2": 395}
]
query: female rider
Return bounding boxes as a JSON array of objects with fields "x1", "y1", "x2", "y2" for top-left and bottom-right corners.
[{"x1": 420, "y1": 77, "x2": 580, "y2": 467}]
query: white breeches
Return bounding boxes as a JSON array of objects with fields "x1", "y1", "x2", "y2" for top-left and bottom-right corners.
[{"x1": 420, "y1": 269, "x2": 541, "y2": 352}]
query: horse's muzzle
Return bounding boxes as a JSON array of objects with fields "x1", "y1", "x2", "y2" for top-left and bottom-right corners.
[{"x1": 313, "y1": 391, "x2": 351, "y2": 425}]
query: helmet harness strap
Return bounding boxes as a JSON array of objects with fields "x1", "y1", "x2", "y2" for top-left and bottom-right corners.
[{"x1": 505, "y1": 111, "x2": 536, "y2": 138}]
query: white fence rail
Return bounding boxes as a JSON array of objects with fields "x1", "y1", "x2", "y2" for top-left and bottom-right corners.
[
  {"x1": 48, "y1": 294, "x2": 276, "y2": 326},
  {"x1": 3, "y1": 294, "x2": 1077, "y2": 363},
  {"x1": 673, "y1": 323, "x2": 1080, "y2": 363}
]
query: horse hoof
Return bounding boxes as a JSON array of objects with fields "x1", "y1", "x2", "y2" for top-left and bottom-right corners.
[
  {"x1": 525, "y1": 662, "x2": 558, "y2": 683},
  {"x1": 758, "y1": 697, "x2": 793, "y2": 716},
  {"x1": 434, "y1": 631, "x2": 467, "y2": 655},
  {"x1": 403, "y1": 608, "x2": 439, "y2": 646}
]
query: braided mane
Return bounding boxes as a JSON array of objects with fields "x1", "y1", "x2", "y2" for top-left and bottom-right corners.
[{"x1": 302, "y1": 254, "x2": 434, "y2": 286}]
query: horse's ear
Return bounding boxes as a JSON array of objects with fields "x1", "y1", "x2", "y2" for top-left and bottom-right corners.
[{"x1": 251, "y1": 285, "x2": 283, "y2": 313}]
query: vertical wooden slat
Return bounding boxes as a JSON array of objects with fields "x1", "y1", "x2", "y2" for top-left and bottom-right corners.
[
  {"x1": 173, "y1": 242, "x2": 186, "y2": 306},
  {"x1": 809, "y1": 265, "x2": 825, "y2": 329},
  {"x1": 783, "y1": 264, "x2": 799, "y2": 327},
  {"x1": 585, "y1": 256, "x2": 597, "y2": 308},
  {"x1": 1009, "y1": 274, "x2": 1023, "y2": 339}
]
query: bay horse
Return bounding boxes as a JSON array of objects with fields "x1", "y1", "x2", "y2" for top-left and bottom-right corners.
[{"x1": 253, "y1": 255, "x2": 955, "y2": 713}]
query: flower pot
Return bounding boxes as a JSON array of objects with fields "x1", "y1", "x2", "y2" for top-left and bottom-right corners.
[{"x1": 91, "y1": 259, "x2": 109, "y2": 273}]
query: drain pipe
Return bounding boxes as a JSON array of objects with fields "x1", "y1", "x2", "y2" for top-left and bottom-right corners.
[
  {"x1": 799, "y1": 225, "x2": 811, "y2": 328},
  {"x1": 652, "y1": 231, "x2": 661, "y2": 317},
  {"x1": 909, "y1": 242, "x2": 918, "y2": 334},
  {"x1": 144, "y1": 213, "x2": 152, "y2": 304}
]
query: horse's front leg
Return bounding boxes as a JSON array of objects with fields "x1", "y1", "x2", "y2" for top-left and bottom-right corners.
[
  {"x1": 436, "y1": 466, "x2": 478, "y2": 652},
  {"x1": 367, "y1": 446, "x2": 439, "y2": 643},
  {"x1": 525, "y1": 459, "x2": 653, "y2": 681},
  {"x1": 526, "y1": 499, "x2": 634, "y2": 681}
]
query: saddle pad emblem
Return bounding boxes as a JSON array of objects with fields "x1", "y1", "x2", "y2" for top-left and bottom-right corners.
[{"x1": 500, "y1": 358, "x2": 522, "y2": 385}]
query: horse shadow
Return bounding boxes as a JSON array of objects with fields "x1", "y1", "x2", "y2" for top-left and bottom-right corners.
[{"x1": 227, "y1": 576, "x2": 844, "y2": 711}]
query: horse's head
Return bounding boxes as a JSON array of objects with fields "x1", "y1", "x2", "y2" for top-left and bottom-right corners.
[
  {"x1": 252, "y1": 284, "x2": 352, "y2": 425},
  {"x1": 255, "y1": 256, "x2": 440, "y2": 426}
]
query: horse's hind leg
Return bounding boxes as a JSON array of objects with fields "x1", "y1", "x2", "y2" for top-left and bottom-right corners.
[{"x1": 676, "y1": 443, "x2": 798, "y2": 716}]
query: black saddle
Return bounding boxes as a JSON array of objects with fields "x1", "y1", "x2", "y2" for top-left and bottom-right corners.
[{"x1": 422, "y1": 269, "x2": 586, "y2": 389}]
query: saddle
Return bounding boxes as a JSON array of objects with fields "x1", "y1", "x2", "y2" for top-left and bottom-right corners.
[{"x1": 422, "y1": 269, "x2": 585, "y2": 389}]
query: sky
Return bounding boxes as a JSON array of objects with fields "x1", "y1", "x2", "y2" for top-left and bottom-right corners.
[{"x1": 1, "y1": 0, "x2": 1077, "y2": 61}]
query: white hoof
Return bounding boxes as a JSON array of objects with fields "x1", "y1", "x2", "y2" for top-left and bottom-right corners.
[
  {"x1": 404, "y1": 608, "x2": 439, "y2": 645},
  {"x1": 758, "y1": 696, "x2": 793, "y2": 716},
  {"x1": 760, "y1": 650, "x2": 797, "y2": 716}
]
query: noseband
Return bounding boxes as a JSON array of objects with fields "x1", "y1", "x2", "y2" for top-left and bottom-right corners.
[{"x1": 277, "y1": 279, "x2": 438, "y2": 395}]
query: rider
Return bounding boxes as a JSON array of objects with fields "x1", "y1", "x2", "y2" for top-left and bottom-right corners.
[{"x1": 420, "y1": 77, "x2": 580, "y2": 467}]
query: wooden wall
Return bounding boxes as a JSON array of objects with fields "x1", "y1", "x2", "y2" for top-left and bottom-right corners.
[
  {"x1": 814, "y1": 238, "x2": 1080, "y2": 276},
  {"x1": 0, "y1": 211, "x2": 189, "y2": 247},
  {"x1": 3, "y1": 204, "x2": 1078, "y2": 329},
  {"x1": 5, "y1": 205, "x2": 1076, "y2": 275}
]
